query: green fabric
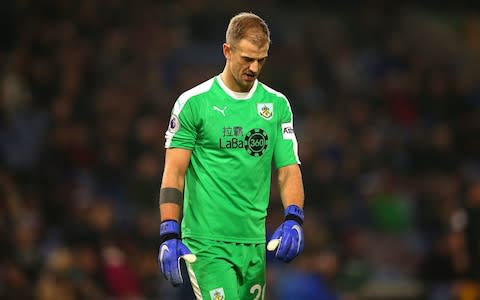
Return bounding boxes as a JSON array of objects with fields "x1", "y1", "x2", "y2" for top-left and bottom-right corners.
[
  {"x1": 184, "y1": 237, "x2": 265, "y2": 300},
  {"x1": 166, "y1": 76, "x2": 300, "y2": 243}
]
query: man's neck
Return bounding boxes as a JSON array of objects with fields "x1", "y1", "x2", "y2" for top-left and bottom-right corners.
[
  {"x1": 220, "y1": 69, "x2": 251, "y2": 93},
  {"x1": 220, "y1": 70, "x2": 235, "y2": 92},
  {"x1": 217, "y1": 73, "x2": 255, "y2": 100}
]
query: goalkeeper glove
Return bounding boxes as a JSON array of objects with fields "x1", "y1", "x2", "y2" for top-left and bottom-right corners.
[
  {"x1": 158, "y1": 220, "x2": 196, "y2": 286},
  {"x1": 267, "y1": 205, "x2": 304, "y2": 263}
]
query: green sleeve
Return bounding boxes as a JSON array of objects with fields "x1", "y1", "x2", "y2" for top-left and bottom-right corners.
[
  {"x1": 166, "y1": 97, "x2": 199, "y2": 150},
  {"x1": 273, "y1": 97, "x2": 300, "y2": 168}
]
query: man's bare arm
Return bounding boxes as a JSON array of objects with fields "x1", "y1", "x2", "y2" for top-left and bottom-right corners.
[
  {"x1": 159, "y1": 148, "x2": 192, "y2": 222},
  {"x1": 277, "y1": 163, "x2": 304, "y2": 209}
]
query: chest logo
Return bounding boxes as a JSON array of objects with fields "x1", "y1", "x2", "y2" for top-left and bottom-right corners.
[
  {"x1": 218, "y1": 127, "x2": 268, "y2": 157},
  {"x1": 257, "y1": 103, "x2": 273, "y2": 120},
  {"x1": 213, "y1": 105, "x2": 227, "y2": 116}
]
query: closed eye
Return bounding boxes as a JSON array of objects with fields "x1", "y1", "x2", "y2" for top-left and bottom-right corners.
[{"x1": 242, "y1": 56, "x2": 267, "y2": 64}]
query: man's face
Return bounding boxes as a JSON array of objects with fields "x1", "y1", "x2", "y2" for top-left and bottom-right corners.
[{"x1": 224, "y1": 39, "x2": 269, "y2": 92}]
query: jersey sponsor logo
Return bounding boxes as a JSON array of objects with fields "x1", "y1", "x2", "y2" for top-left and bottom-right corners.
[
  {"x1": 219, "y1": 137, "x2": 247, "y2": 149},
  {"x1": 218, "y1": 127, "x2": 268, "y2": 157},
  {"x1": 244, "y1": 128, "x2": 268, "y2": 156},
  {"x1": 168, "y1": 114, "x2": 180, "y2": 133},
  {"x1": 213, "y1": 105, "x2": 227, "y2": 116},
  {"x1": 257, "y1": 103, "x2": 273, "y2": 120},
  {"x1": 219, "y1": 126, "x2": 246, "y2": 149},
  {"x1": 209, "y1": 287, "x2": 225, "y2": 300},
  {"x1": 281, "y1": 122, "x2": 295, "y2": 140}
]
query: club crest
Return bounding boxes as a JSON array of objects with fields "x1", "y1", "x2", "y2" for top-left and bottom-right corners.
[
  {"x1": 257, "y1": 103, "x2": 273, "y2": 120},
  {"x1": 209, "y1": 287, "x2": 225, "y2": 300}
]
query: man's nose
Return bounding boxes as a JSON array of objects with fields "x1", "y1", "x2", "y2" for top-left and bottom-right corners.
[{"x1": 249, "y1": 61, "x2": 259, "y2": 73}]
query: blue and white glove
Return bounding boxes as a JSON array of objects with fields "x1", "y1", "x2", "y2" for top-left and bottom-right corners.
[
  {"x1": 267, "y1": 205, "x2": 304, "y2": 263},
  {"x1": 158, "y1": 220, "x2": 196, "y2": 286}
]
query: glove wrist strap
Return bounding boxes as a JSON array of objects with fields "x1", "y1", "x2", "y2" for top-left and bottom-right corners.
[
  {"x1": 160, "y1": 232, "x2": 180, "y2": 243},
  {"x1": 160, "y1": 220, "x2": 180, "y2": 242},
  {"x1": 284, "y1": 205, "x2": 304, "y2": 225}
]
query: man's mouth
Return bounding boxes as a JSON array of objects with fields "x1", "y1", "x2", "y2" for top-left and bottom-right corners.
[{"x1": 244, "y1": 73, "x2": 255, "y2": 80}]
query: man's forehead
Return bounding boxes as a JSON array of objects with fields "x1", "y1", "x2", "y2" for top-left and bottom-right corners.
[{"x1": 233, "y1": 39, "x2": 269, "y2": 57}]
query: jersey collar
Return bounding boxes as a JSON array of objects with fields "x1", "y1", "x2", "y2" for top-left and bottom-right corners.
[{"x1": 216, "y1": 75, "x2": 258, "y2": 100}]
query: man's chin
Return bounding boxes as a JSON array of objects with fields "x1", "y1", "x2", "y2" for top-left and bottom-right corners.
[
  {"x1": 242, "y1": 79, "x2": 255, "y2": 89},
  {"x1": 241, "y1": 83, "x2": 254, "y2": 92},
  {"x1": 233, "y1": 77, "x2": 254, "y2": 92}
]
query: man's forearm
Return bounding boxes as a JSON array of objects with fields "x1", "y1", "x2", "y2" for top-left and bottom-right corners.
[
  {"x1": 159, "y1": 187, "x2": 184, "y2": 221},
  {"x1": 160, "y1": 202, "x2": 182, "y2": 222},
  {"x1": 159, "y1": 148, "x2": 191, "y2": 222},
  {"x1": 278, "y1": 164, "x2": 304, "y2": 209}
]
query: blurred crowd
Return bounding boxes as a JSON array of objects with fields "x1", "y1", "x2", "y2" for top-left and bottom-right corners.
[{"x1": 1, "y1": 1, "x2": 480, "y2": 299}]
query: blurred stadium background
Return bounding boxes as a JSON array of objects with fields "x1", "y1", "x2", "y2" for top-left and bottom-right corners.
[{"x1": 1, "y1": 0, "x2": 480, "y2": 299}]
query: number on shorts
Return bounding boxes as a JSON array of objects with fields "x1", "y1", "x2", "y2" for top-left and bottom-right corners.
[{"x1": 249, "y1": 284, "x2": 265, "y2": 300}]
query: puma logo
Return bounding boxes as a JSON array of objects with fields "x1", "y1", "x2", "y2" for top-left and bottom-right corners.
[{"x1": 213, "y1": 106, "x2": 227, "y2": 116}]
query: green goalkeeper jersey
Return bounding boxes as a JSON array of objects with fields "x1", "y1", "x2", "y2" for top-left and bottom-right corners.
[{"x1": 165, "y1": 75, "x2": 300, "y2": 243}]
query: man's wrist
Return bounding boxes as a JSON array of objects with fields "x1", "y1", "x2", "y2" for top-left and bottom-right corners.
[
  {"x1": 160, "y1": 220, "x2": 180, "y2": 242},
  {"x1": 284, "y1": 205, "x2": 304, "y2": 225}
]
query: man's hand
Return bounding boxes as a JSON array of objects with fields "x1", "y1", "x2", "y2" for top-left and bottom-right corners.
[
  {"x1": 267, "y1": 205, "x2": 304, "y2": 263},
  {"x1": 158, "y1": 220, "x2": 196, "y2": 286}
]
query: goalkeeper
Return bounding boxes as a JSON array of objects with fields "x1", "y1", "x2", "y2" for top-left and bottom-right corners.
[{"x1": 158, "y1": 12, "x2": 305, "y2": 300}]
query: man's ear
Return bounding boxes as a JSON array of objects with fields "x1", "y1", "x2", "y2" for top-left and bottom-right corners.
[{"x1": 223, "y1": 43, "x2": 231, "y2": 60}]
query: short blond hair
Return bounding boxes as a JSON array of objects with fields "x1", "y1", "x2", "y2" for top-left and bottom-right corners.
[{"x1": 225, "y1": 12, "x2": 271, "y2": 47}]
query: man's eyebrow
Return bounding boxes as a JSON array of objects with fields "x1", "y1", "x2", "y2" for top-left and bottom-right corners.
[{"x1": 241, "y1": 55, "x2": 268, "y2": 60}]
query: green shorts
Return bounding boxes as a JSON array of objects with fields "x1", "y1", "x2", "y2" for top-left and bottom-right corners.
[{"x1": 183, "y1": 237, "x2": 266, "y2": 300}]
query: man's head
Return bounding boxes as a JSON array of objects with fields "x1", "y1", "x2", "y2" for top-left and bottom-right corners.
[
  {"x1": 222, "y1": 12, "x2": 271, "y2": 92},
  {"x1": 225, "y1": 12, "x2": 271, "y2": 48}
]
